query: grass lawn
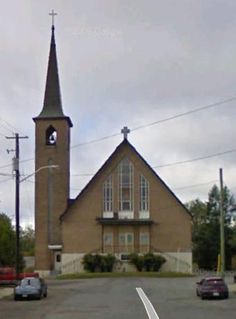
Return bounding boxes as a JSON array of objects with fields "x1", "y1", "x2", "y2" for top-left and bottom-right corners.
[{"x1": 57, "y1": 271, "x2": 194, "y2": 280}]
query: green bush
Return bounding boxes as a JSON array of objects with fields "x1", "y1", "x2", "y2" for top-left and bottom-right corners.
[
  {"x1": 129, "y1": 253, "x2": 166, "y2": 272},
  {"x1": 129, "y1": 253, "x2": 144, "y2": 271},
  {"x1": 101, "y1": 254, "x2": 116, "y2": 272},
  {"x1": 82, "y1": 254, "x2": 116, "y2": 272},
  {"x1": 152, "y1": 255, "x2": 166, "y2": 271},
  {"x1": 82, "y1": 254, "x2": 100, "y2": 272}
]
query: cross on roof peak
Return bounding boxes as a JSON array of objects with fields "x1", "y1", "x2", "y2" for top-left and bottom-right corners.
[
  {"x1": 121, "y1": 126, "x2": 130, "y2": 140},
  {"x1": 49, "y1": 9, "x2": 57, "y2": 28}
]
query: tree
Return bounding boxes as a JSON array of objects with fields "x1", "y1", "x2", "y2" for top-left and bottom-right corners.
[
  {"x1": 207, "y1": 184, "x2": 235, "y2": 224},
  {"x1": 0, "y1": 213, "x2": 16, "y2": 267},
  {"x1": 187, "y1": 184, "x2": 236, "y2": 270},
  {"x1": 185, "y1": 199, "x2": 207, "y2": 225},
  {"x1": 20, "y1": 226, "x2": 35, "y2": 256}
]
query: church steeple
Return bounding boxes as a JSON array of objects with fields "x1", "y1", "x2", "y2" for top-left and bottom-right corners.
[
  {"x1": 38, "y1": 25, "x2": 64, "y2": 118},
  {"x1": 33, "y1": 17, "x2": 72, "y2": 274}
]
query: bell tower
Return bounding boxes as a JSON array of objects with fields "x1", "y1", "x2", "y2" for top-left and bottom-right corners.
[{"x1": 33, "y1": 22, "x2": 72, "y2": 275}]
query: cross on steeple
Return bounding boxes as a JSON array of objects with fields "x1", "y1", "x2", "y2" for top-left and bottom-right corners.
[
  {"x1": 49, "y1": 9, "x2": 57, "y2": 27},
  {"x1": 121, "y1": 126, "x2": 130, "y2": 140}
]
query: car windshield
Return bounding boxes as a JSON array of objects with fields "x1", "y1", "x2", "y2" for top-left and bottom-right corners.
[{"x1": 21, "y1": 278, "x2": 40, "y2": 288}]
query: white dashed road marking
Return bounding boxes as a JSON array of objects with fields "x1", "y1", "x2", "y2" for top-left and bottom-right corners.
[{"x1": 136, "y1": 287, "x2": 160, "y2": 319}]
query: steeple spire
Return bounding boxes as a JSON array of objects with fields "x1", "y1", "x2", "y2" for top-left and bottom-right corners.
[{"x1": 38, "y1": 22, "x2": 64, "y2": 118}]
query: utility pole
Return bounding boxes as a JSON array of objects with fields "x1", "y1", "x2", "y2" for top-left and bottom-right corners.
[
  {"x1": 6, "y1": 133, "x2": 28, "y2": 280},
  {"x1": 219, "y1": 168, "x2": 225, "y2": 278}
]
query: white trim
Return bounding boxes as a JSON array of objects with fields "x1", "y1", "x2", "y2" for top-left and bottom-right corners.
[
  {"x1": 48, "y1": 245, "x2": 62, "y2": 250},
  {"x1": 103, "y1": 212, "x2": 114, "y2": 218},
  {"x1": 118, "y1": 211, "x2": 134, "y2": 219},
  {"x1": 139, "y1": 211, "x2": 150, "y2": 219}
]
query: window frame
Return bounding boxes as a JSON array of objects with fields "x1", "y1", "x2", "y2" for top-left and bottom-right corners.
[
  {"x1": 103, "y1": 174, "x2": 113, "y2": 214},
  {"x1": 118, "y1": 158, "x2": 134, "y2": 212}
]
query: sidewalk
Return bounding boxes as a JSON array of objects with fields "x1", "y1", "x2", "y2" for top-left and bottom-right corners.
[
  {"x1": 0, "y1": 287, "x2": 13, "y2": 299},
  {"x1": 228, "y1": 283, "x2": 236, "y2": 293}
]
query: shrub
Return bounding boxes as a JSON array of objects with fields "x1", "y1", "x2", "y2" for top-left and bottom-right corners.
[
  {"x1": 82, "y1": 254, "x2": 116, "y2": 272},
  {"x1": 102, "y1": 254, "x2": 116, "y2": 272},
  {"x1": 129, "y1": 253, "x2": 166, "y2": 272},
  {"x1": 82, "y1": 254, "x2": 101, "y2": 272},
  {"x1": 129, "y1": 253, "x2": 144, "y2": 272},
  {"x1": 152, "y1": 255, "x2": 166, "y2": 271}
]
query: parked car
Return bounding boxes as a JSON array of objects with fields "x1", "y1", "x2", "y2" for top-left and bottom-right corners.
[
  {"x1": 14, "y1": 277, "x2": 47, "y2": 301},
  {"x1": 196, "y1": 276, "x2": 229, "y2": 299}
]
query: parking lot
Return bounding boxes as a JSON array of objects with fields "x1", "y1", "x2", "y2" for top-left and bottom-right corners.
[{"x1": 0, "y1": 276, "x2": 235, "y2": 319}]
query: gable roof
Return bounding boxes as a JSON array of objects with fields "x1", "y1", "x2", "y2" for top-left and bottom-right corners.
[{"x1": 60, "y1": 139, "x2": 191, "y2": 220}]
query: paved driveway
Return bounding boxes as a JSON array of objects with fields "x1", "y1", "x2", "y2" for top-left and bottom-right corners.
[{"x1": 0, "y1": 277, "x2": 235, "y2": 319}]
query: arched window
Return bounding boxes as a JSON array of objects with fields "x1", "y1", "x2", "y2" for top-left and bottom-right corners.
[
  {"x1": 118, "y1": 158, "x2": 133, "y2": 211},
  {"x1": 46, "y1": 126, "x2": 57, "y2": 145}
]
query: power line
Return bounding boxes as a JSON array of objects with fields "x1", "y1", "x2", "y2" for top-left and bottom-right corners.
[
  {"x1": 132, "y1": 96, "x2": 236, "y2": 131},
  {"x1": 69, "y1": 147, "x2": 236, "y2": 178},
  {"x1": 3, "y1": 146, "x2": 236, "y2": 180},
  {"x1": 0, "y1": 158, "x2": 34, "y2": 170},
  {"x1": 153, "y1": 148, "x2": 236, "y2": 168},
  {"x1": 71, "y1": 95, "x2": 236, "y2": 148},
  {"x1": 71, "y1": 132, "x2": 120, "y2": 148},
  {"x1": 173, "y1": 180, "x2": 218, "y2": 191},
  {"x1": 0, "y1": 117, "x2": 21, "y2": 134}
]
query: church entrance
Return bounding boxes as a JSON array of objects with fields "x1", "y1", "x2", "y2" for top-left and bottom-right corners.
[{"x1": 54, "y1": 252, "x2": 62, "y2": 273}]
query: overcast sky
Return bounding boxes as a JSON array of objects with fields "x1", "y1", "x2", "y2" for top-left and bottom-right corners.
[{"x1": 1, "y1": 0, "x2": 236, "y2": 228}]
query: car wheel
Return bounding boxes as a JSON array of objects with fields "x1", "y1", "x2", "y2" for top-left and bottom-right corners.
[
  {"x1": 14, "y1": 295, "x2": 19, "y2": 301},
  {"x1": 43, "y1": 291, "x2": 47, "y2": 298},
  {"x1": 201, "y1": 295, "x2": 205, "y2": 300}
]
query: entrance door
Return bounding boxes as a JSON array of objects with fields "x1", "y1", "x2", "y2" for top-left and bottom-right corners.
[{"x1": 54, "y1": 252, "x2": 61, "y2": 272}]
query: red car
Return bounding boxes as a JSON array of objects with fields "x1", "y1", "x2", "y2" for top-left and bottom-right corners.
[
  {"x1": 196, "y1": 277, "x2": 229, "y2": 299},
  {"x1": 0, "y1": 268, "x2": 38, "y2": 286}
]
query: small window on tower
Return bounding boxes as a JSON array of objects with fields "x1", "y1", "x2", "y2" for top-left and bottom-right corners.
[{"x1": 46, "y1": 126, "x2": 57, "y2": 145}]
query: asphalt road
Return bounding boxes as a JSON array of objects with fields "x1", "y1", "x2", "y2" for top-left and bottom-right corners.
[{"x1": 0, "y1": 277, "x2": 235, "y2": 319}]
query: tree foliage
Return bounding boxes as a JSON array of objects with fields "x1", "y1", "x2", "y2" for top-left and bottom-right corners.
[
  {"x1": 186, "y1": 184, "x2": 236, "y2": 270},
  {"x1": 20, "y1": 226, "x2": 35, "y2": 256},
  {"x1": 0, "y1": 213, "x2": 33, "y2": 270},
  {"x1": 0, "y1": 213, "x2": 16, "y2": 267}
]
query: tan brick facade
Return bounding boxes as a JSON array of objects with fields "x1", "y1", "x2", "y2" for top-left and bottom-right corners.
[
  {"x1": 34, "y1": 118, "x2": 71, "y2": 271},
  {"x1": 60, "y1": 141, "x2": 192, "y2": 272}
]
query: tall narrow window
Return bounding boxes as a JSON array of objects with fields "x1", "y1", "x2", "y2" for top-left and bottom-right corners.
[
  {"x1": 118, "y1": 158, "x2": 133, "y2": 211},
  {"x1": 46, "y1": 126, "x2": 57, "y2": 145},
  {"x1": 140, "y1": 175, "x2": 149, "y2": 215},
  {"x1": 103, "y1": 175, "x2": 113, "y2": 213}
]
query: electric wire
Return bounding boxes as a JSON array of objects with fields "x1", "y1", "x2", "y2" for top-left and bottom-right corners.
[
  {"x1": 153, "y1": 148, "x2": 236, "y2": 168},
  {"x1": 71, "y1": 95, "x2": 236, "y2": 148}
]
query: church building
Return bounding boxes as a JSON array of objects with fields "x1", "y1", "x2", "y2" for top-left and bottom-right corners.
[{"x1": 33, "y1": 24, "x2": 192, "y2": 276}]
